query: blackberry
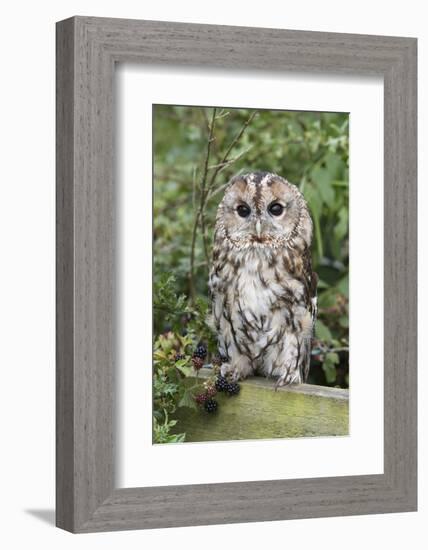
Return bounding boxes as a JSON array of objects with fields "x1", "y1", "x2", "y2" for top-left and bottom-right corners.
[
  {"x1": 193, "y1": 344, "x2": 207, "y2": 360},
  {"x1": 192, "y1": 356, "x2": 204, "y2": 371},
  {"x1": 174, "y1": 353, "x2": 185, "y2": 362},
  {"x1": 215, "y1": 375, "x2": 228, "y2": 392},
  {"x1": 226, "y1": 382, "x2": 240, "y2": 396},
  {"x1": 195, "y1": 393, "x2": 207, "y2": 405},
  {"x1": 204, "y1": 398, "x2": 218, "y2": 413}
]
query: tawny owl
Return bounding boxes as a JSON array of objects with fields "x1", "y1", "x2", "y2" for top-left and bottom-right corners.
[{"x1": 209, "y1": 171, "x2": 317, "y2": 387}]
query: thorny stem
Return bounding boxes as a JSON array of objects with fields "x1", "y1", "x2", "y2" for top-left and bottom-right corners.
[
  {"x1": 188, "y1": 110, "x2": 258, "y2": 304},
  {"x1": 207, "y1": 111, "x2": 257, "y2": 192},
  {"x1": 189, "y1": 108, "x2": 217, "y2": 304}
]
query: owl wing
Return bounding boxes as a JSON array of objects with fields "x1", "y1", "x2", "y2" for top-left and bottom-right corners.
[
  {"x1": 300, "y1": 246, "x2": 318, "y2": 381},
  {"x1": 303, "y1": 247, "x2": 318, "y2": 323},
  {"x1": 208, "y1": 240, "x2": 227, "y2": 339}
]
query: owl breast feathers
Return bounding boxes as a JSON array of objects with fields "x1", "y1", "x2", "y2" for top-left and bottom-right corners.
[{"x1": 209, "y1": 171, "x2": 317, "y2": 387}]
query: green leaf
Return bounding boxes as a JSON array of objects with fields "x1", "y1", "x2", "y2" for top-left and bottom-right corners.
[
  {"x1": 316, "y1": 279, "x2": 330, "y2": 290},
  {"x1": 325, "y1": 352, "x2": 339, "y2": 364},
  {"x1": 322, "y1": 355, "x2": 337, "y2": 383},
  {"x1": 339, "y1": 316, "x2": 349, "y2": 328},
  {"x1": 316, "y1": 319, "x2": 332, "y2": 342},
  {"x1": 334, "y1": 207, "x2": 348, "y2": 241},
  {"x1": 325, "y1": 153, "x2": 344, "y2": 178},
  {"x1": 178, "y1": 390, "x2": 197, "y2": 410},
  {"x1": 317, "y1": 290, "x2": 337, "y2": 309},
  {"x1": 175, "y1": 364, "x2": 193, "y2": 378},
  {"x1": 337, "y1": 275, "x2": 349, "y2": 297},
  {"x1": 153, "y1": 350, "x2": 168, "y2": 361},
  {"x1": 174, "y1": 359, "x2": 189, "y2": 369},
  {"x1": 311, "y1": 166, "x2": 334, "y2": 205},
  {"x1": 304, "y1": 183, "x2": 322, "y2": 219},
  {"x1": 169, "y1": 432, "x2": 186, "y2": 443},
  {"x1": 332, "y1": 179, "x2": 349, "y2": 188},
  {"x1": 304, "y1": 184, "x2": 324, "y2": 259}
]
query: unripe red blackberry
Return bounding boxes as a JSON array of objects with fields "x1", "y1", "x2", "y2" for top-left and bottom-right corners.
[
  {"x1": 192, "y1": 356, "x2": 204, "y2": 370},
  {"x1": 195, "y1": 393, "x2": 207, "y2": 405}
]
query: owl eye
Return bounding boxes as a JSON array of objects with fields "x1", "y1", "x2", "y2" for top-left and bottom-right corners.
[
  {"x1": 237, "y1": 204, "x2": 251, "y2": 218},
  {"x1": 268, "y1": 202, "x2": 284, "y2": 216}
]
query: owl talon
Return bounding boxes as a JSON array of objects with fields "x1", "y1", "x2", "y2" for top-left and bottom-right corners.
[
  {"x1": 274, "y1": 377, "x2": 285, "y2": 391},
  {"x1": 275, "y1": 369, "x2": 300, "y2": 389},
  {"x1": 229, "y1": 370, "x2": 240, "y2": 383},
  {"x1": 220, "y1": 363, "x2": 232, "y2": 378},
  {"x1": 220, "y1": 363, "x2": 241, "y2": 382}
]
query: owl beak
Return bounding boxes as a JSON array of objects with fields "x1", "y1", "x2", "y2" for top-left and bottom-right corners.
[{"x1": 255, "y1": 220, "x2": 262, "y2": 238}]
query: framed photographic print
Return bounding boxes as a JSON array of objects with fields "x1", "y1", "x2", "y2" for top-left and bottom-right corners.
[{"x1": 56, "y1": 16, "x2": 417, "y2": 532}]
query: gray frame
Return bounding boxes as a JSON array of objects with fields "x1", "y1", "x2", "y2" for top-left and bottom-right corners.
[{"x1": 56, "y1": 16, "x2": 417, "y2": 533}]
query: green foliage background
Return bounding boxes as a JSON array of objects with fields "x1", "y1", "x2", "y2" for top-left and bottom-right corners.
[{"x1": 153, "y1": 105, "x2": 349, "y2": 389}]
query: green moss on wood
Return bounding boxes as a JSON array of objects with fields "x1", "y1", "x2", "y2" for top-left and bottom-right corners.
[{"x1": 173, "y1": 377, "x2": 349, "y2": 442}]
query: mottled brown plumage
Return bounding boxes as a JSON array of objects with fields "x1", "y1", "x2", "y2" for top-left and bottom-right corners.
[{"x1": 209, "y1": 172, "x2": 317, "y2": 386}]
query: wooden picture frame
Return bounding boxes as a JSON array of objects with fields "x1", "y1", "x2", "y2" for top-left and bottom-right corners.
[{"x1": 56, "y1": 16, "x2": 417, "y2": 533}]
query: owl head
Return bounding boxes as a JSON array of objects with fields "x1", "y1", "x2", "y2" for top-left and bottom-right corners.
[{"x1": 215, "y1": 171, "x2": 312, "y2": 249}]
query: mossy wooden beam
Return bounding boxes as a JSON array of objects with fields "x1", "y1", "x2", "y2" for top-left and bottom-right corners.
[{"x1": 173, "y1": 368, "x2": 349, "y2": 442}]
